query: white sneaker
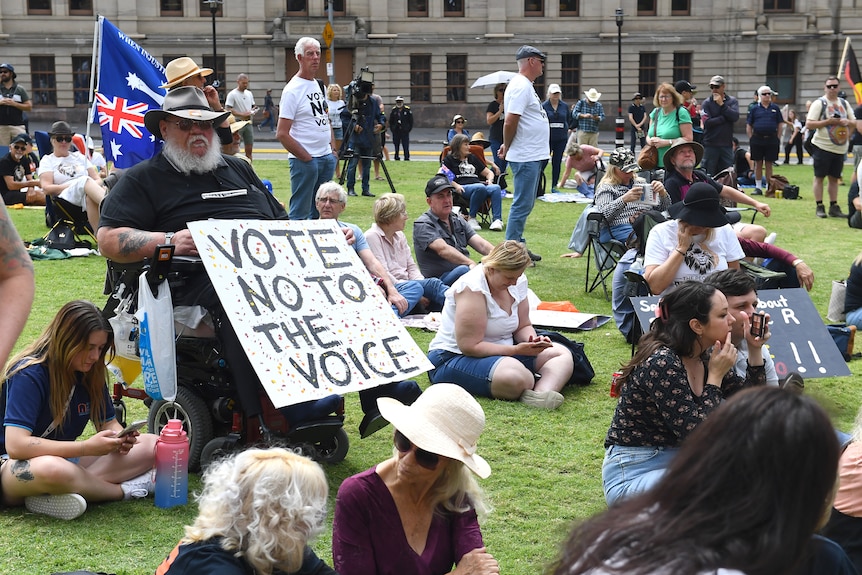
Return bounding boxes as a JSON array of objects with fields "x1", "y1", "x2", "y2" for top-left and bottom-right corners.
[
  {"x1": 764, "y1": 232, "x2": 777, "y2": 245},
  {"x1": 520, "y1": 389, "x2": 564, "y2": 409},
  {"x1": 489, "y1": 219, "x2": 504, "y2": 231},
  {"x1": 121, "y1": 470, "x2": 155, "y2": 500},
  {"x1": 467, "y1": 218, "x2": 481, "y2": 231},
  {"x1": 25, "y1": 493, "x2": 87, "y2": 520}
]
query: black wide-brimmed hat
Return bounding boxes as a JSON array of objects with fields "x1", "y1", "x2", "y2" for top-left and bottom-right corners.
[
  {"x1": 144, "y1": 86, "x2": 230, "y2": 136},
  {"x1": 668, "y1": 182, "x2": 729, "y2": 228},
  {"x1": 49, "y1": 121, "x2": 74, "y2": 136}
]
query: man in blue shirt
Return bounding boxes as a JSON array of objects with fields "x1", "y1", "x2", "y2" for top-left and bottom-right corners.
[{"x1": 746, "y1": 86, "x2": 783, "y2": 189}]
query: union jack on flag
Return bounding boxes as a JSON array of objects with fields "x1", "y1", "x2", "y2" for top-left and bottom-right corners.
[
  {"x1": 94, "y1": 16, "x2": 166, "y2": 168},
  {"x1": 95, "y1": 93, "x2": 148, "y2": 138}
]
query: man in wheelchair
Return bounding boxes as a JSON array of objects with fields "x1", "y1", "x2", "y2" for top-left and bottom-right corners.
[{"x1": 98, "y1": 87, "x2": 418, "y2": 440}]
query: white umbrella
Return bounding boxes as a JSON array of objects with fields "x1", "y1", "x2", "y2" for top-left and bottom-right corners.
[{"x1": 470, "y1": 70, "x2": 517, "y2": 89}]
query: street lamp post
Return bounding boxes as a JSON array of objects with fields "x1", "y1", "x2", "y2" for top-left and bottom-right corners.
[
  {"x1": 207, "y1": 0, "x2": 223, "y2": 89},
  {"x1": 615, "y1": 8, "x2": 624, "y2": 148}
]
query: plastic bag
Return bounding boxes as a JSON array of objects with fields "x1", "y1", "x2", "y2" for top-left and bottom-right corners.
[
  {"x1": 108, "y1": 293, "x2": 139, "y2": 360},
  {"x1": 136, "y1": 273, "x2": 177, "y2": 401}
]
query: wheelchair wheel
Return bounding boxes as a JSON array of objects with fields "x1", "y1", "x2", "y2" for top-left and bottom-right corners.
[
  {"x1": 148, "y1": 386, "x2": 213, "y2": 472},
  {"x1": 315, "y1": 427, "x2": 350, "y2": 464},
  {"x1": 200, "y1": 435, "x2": 241, "y2": 471}
]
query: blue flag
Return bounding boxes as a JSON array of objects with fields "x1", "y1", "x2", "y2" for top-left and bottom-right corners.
[{"x1": 95, "y1": 17, "x2": 166, "y2": 168}]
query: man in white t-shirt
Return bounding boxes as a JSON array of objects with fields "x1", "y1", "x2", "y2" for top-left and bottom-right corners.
[
  {"x1": 225, "y1": 73, "x2": 257, "y2": 161},
  {"x1": 498, "y1": 45, "x2": 549, "y2": 262},
  {"x1": 277, "y1": 37, "x2": 338, "y2": 220}
]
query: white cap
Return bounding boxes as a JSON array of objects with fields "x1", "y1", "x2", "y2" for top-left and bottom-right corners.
[{"x1": 548, "y1": 83, "x2": 562, "y2": 94}]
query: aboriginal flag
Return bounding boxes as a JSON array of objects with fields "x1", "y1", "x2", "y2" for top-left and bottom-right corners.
[{"x1": 843, "y1": 42, "x2": 862, "y2": 106}]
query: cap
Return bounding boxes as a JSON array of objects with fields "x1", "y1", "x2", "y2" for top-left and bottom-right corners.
[
  {"x1": 758, "y1": 85, "x2": 774, "y2": 96},
  {"x1": 10, "y1": 133, "x2": 31, "y2": 145},
  {"x1": 0, "y1": 63, "x2": 16, "y2": 79},
  {"x1": 608, "y1": 147, "x2": 640, "y2": 173},
  {"x1": 515, "y1": 45, "x2": 546, "y2": 61},
  {"x1": 709, "y1": 75, "x2": 725, "y2": 86},
  {"x1": 674, "y1": 80, "x2": 696, "y2": 94},
  {"x1": 395, "y1": 95, "x2": 404, "y2": 101},
  {"x1": 548, "y1": 83, "x2": 562, "y2": 94},
  {"x1": 632, "y1": 92, "x2": 643, "y2": 100},
  {"x1": 425, "y1": 174, "x2": 455, "y2": 197}
]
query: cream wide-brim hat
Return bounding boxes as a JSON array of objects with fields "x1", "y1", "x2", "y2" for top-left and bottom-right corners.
[
  {"x1": 160, "y1": 57, "x2": 213, "y2": 90},
  {"x1": 584, "y1": 88, "x2": 602, "y2": 102},
  {"x1": 377, "y1": 383, "x2": 491, "y2": 479},
  {"x1": 144, "y1": 86, "x2": 230, "y2": 136}
]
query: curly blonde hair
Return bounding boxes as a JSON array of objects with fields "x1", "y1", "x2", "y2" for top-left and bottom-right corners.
[{"x1": 183, "y1": 448, "x2": 328, "y2": 575}]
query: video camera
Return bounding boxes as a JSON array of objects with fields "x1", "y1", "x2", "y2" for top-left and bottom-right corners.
[{"x1": 345, "y1": 67, "x2": 374, "y2": 112}]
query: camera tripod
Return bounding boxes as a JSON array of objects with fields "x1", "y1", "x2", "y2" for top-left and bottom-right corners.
[{"x1": 337, "y1": 111, "x2": 396, "y2": 195}]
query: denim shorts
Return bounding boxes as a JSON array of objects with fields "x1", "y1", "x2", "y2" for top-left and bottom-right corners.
[
  {"x1": 427, "y1": 348, "x2": 536, "y2": 398},
  {"x1": 602, "y1": 443, "x2": 679, "y2": 506}
]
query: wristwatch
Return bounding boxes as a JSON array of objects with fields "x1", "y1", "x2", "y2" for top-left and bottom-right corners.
[{"x1": 164, "y1": 232, "x2": 175, "y2": 245}]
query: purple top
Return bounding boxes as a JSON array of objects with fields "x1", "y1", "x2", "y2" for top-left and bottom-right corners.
[{"x1": 332, "y1": 467, "x2": 484, "y2": 575}]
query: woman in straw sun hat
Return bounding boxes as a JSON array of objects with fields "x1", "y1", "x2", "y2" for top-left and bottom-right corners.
[{"x1": 333, "y1": 383, "x2": 500, "y2": 575}]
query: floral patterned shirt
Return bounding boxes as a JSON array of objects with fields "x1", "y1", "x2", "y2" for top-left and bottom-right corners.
[{"x1": 605, "y1": 345, "x2": 765, "y2": 448}]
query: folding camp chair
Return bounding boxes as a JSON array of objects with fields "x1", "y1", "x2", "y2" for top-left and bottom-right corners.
[
  {"x1": 584, "y1": 212, "x2": 627, "y2": 301},
  {"x1": 439, "y1": 143, "x2": 494, "y2": 227}
]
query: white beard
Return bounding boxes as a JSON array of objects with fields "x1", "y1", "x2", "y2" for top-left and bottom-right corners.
[{"x1": 162, "y1": 134, "x2": 223, "y2": 175}]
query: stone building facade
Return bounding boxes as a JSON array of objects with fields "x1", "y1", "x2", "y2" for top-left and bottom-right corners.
[{"x1": 1, "y1": 0, "x2": 861, "y2": 128}]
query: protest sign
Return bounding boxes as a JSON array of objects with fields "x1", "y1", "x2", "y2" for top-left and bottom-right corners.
[
  {"x1": 631, "y1": 288, "x2": 850, "y2": 379},
  {"x1": 188, "y1": 219, "x2": 433, "y2": 408}
]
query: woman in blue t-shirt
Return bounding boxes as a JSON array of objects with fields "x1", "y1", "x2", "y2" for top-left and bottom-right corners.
[{"x1": 0, "y1": 300, "x2": 157, "y2": 519}]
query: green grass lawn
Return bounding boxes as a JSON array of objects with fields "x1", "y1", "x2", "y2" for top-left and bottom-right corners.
[{"x1": 2, "y1": 159, "x2": 861, "y2": 575}]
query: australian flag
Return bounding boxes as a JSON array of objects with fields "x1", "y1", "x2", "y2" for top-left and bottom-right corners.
[{"x1": 94, "y1": 17, "x2": 166, "y2": 169}]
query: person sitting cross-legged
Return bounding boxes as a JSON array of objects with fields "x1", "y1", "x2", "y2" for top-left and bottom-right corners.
[{"x1": 441, "y1": 134, "x2": 504, "y2": 232}]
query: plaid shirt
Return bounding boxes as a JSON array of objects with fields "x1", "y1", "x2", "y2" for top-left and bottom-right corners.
[{"x1": 573, "y1": 99, "x2": 605, "y2": 133}]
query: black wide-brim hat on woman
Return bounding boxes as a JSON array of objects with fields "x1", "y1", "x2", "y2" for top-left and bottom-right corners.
[
  {"x1": 144, "y1": 86, "x2": 230, "y2": 137},
  {"x1": 668, "y1": 182, "x2": 730, "y2": 228}
]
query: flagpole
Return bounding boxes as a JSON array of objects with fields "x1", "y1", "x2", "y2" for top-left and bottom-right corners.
[
  {"x1": 86, "y1": 16, "x2": 101, "y2": 139},
  {"x1": 839, "y1": 37, "x2": 851, "y2": 79}
]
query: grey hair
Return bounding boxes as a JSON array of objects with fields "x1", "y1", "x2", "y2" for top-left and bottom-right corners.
[
  {"x1": 295, "y1": 37, "x2": 321, "y2": 57},
  {"x1": 316, "y1": 181, "x2": 347, "y2": 204}
]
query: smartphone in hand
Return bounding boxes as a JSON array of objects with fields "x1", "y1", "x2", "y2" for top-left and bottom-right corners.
[{"x1": 116, "y1": 420, "x2": 147, "y2": 438}]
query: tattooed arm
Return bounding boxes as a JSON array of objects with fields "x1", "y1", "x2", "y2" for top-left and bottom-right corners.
[
  {"x1": 97, "y1": 226, "x2": 198, "y2": 263},
  {"x1": 0, "y1": 203, "x2": 33, "y2": 368}
]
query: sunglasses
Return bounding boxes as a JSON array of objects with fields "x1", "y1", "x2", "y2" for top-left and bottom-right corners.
[
  {"x1": 12, "y1": 145, "x2": 26, "y2": 151},
  {"x1": 171, "y1": 119, "x2": 214, "y2": 131},
  {"x1": 826, "y1": 84, "x2": 840, "y2": 89},
  {"x1": 394, "y1": 430, "x2": 440, "y2": 470},
  {"x1": 455, "y1": 120, "x2": 464, "y2": 124},
  {"x1": 53, "y1": 135, "x2": 72, "y2": 143},
  {"x1": 709, "y1": 84, "x2": 721, "y2": 89}
]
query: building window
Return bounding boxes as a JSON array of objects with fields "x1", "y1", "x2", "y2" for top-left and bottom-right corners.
[
  {"x1": 410, "y1": 54, "x2": 431, "y2": 102},
  {"x1": 200, "y1": 0, "x2": 223, "y2": 16},
  {"x1": 446, "y1": 54, "x2": 467, "y2": 102},
  {"x1": 324, "y1": 0, "x2": 345, "y2": 15},
  {"x1": 766, "y1": 51, "x2": 797, "y2": 104},
  {"x1": 72, "y1": 56, "x2": 92, "y2": 106},
  {"x1": 444, "y1": 0, "x2": 463, "y2": 16},
  {"x1": 671, "y1": 0, "x2": 690, "y2": 15},
  {"x1": 638, "y1": 52, "x2": 658, "y2": 101},
  {"x1": 286, "y1": 0, "x2": 307, "y2": 15},
  {"x1": 764, "y1": 0, "x2": 793, "y2": 12},
  {"x1": 407, "y1": 0, "x2": 428, "y2": 16},
  {"x1": 161, "y1": 0, "x2": 183, "y2": 16},
  {"x1": 560, "y1": 0, "x2": 578, "y2": 16},
  {"x1": 202, "y1": 54, "x2": 226, "y2": 101},
  {"x1": 561, "y1": 53, "x2": 581, "y2": 102},
  {"x1": 525, "y1": 0, "x2": 544, "y2": 17},
  {"x1": 30, "y1": 55, "x2": 56, "y2": 106},
  {"x1": 673, "y1": 52, "x2": 692, "y2": 85},
  {"x1": 70, "y1": 0, "x2": 93, "y2": 15},
  {"x1": 27, "y1": 0, "x2": 51, "y2": 15},
  {"x1": 637, "y1": 0, "x2": 656, "y2": 16}
]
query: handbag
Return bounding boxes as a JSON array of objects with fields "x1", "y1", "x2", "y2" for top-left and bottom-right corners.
[
  {"x1": 828, "y1": 324, "x2": 857, "y2": 361},
  {"x1": 637, "y1": 112, "x2": 659, "y2": 170},
  {"x1": 535, "y1": 329, "x2": 595, "y2": 386},
  {"x1": 782, "y1": 184, "x2": 800, "y2": 199},
  {"x1": 827, "y1": 279, "x2": 847, "y2": 323},
  {"x1": 136, "y1": 272, "x2": 177, "y2": 401}
]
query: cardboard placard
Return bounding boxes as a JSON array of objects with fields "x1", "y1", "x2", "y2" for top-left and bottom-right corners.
[
  {"x1": 631, "y1": 288, "x2": 850, "y2": 379},
  {"x1": 188, "y1": 219, "x2": 433, "y2": 408}
]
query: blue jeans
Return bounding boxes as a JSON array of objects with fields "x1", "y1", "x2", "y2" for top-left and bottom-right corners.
[
  {"x1": 288, "y1": 154, "x2": 337, "y2": 220},
  {"x1": 702, "y1": 145, "x2": 734, "y2": 177},
  {"x1": 346, "y1": 144, "x2": 372, "y2": 194},
  {"x1": 461, "y1": 183, "x2": 503, "y2": 220},
  {"x1": 439, "y1": 265, "x2": 470, "y2": 287},
  {"x1": 599, "y1": 223, "x2": 633, "y2": 244},
  {"x1": 490, "y1": 139, "x2": 507, "y2": 174},
  {"x1": 427, "y1": 348, "x2": 536, "y2": 398},
  {"x1": 395, "y1": 278, "x2": 448, "y2": 315},
  {"x1": 506, "y1": 160, "x2": 541, "y2": 242},
  {"x1": 847, "y1": 307, "x2": 862, "y2": 331},
  {"x1": 602, "y1": 444, "x2": 679, "y2": 506},
  {"x1": 259, "y1": 108, "x2": 276, "y2": 131},
  {"x1": 541, "y1": 139, "x2": 568, "y2": 190}
]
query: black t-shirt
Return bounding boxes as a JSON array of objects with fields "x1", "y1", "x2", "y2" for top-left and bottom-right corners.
[
  {"x1": 156, "y1": 539, "x2": 337, "y2": 575},
  {"x1": 852, "y1": 105, "x2": 862, "y2": 146},
  {"x1": 485, "y1": 100, "x2": 504, "y2": 142},
  {"x1": 0, "y1": 152, "x2": 33, "y2": 205},
  {"x1": 99, "y1": 152, "x2": 287, "y2": 234},
  {"x1": 734, "y1": 148, "x2": 752, "y2": 178},
  {"x1": 628, "y1": 103, "x2": 646, "y2": 126},
  {"x1": 663, "y1": 169, "x2": 722, "y2": 204},
  {"x1": 442, "y1": 152, "x2": 485, "y2": 185}
]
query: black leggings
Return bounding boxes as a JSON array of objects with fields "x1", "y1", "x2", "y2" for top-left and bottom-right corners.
[{"x1": 785, "y1": 136, "x2": 804, "y2": 164}]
